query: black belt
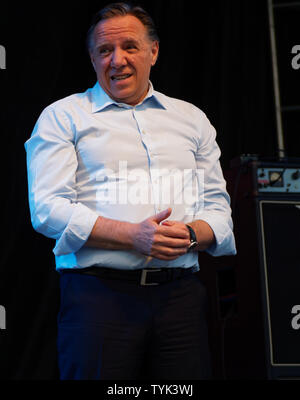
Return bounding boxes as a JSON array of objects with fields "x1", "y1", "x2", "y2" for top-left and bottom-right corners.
[{"x1": 60, "y1": 266, "x2": 198, "y2": 286}]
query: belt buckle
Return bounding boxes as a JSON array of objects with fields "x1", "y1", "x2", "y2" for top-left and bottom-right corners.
[{"x1": 140, "y1": 268, "x2": 161, "y2": 286}]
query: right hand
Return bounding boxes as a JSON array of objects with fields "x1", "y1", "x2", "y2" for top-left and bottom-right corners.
[{"x1": 131, "y1": 208, "x2": 190, "y2": 260}]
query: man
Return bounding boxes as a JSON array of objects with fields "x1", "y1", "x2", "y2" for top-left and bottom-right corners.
[{"x1": 25, "y1": 2, "x2": 236, "y2": 380}]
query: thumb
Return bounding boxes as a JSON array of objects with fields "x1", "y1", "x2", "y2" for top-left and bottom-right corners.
[{"x1": 151, "y1": 207, "x2": 172, "y2": 224}]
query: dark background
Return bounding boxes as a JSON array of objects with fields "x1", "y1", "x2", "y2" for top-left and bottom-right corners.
[{"x1": 0, "y1": 0, "x2": 299, "y2": 379}]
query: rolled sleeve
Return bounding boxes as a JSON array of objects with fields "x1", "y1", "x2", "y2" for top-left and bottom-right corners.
[
  {"x1": 194, "y1": 111, "x2": 236, "y2": 257},
  {"x1": 25, "y1": 104, "x2": 99, "y2": 256},
  {"x1": 197, "y1": 213, "x2": 236, "y2": 256},
  {"x1": 53, "y1": 203, "x2": 98, "y2": 255}
]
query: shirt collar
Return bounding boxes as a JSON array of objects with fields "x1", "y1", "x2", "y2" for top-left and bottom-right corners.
[{"x1": 91, "y1": 81, "x2": 166, "y2": 113}]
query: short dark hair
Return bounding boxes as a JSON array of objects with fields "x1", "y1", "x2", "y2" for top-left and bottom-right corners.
[{"x1": 86, "y1": 2, "x2": 160, "y2": 53}]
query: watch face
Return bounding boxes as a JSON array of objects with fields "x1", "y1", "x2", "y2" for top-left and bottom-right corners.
[{"x1": 188, "y1": 241, "x2": 198, "y2": 250}]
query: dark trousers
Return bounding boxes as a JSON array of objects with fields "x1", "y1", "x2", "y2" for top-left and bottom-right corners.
[{"x1": 57, "y1": 270, "x2": 211, "y2": 380}]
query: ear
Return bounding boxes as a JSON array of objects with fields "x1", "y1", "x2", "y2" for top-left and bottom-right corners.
[{"x1": 151, "y1": 40, "x2": 159, "y2": 66}]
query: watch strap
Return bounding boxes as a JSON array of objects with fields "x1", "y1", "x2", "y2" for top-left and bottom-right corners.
[
  {"x1": 186, "y1": 224, "x2": 196, "y2": 241},
  {"x1": 186, "y1": 225, "x2": 198, "y2": 251}
]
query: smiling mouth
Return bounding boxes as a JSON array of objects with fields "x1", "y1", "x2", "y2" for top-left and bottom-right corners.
[{"x1": 111, "y1": 73, "x2": 132, "y2": 81}]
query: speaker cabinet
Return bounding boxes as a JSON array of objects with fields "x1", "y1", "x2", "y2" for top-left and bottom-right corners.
[
  {"x1": 259, "y1": 200, "x2": 300, "y2": 370},
  {"x1": 198, "y1": 159, "x2": 300, "y2": 379}
]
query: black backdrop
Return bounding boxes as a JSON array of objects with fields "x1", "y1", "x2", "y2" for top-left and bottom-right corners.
[{"x1": 0, "y1": 0, "x2": 291, "y2": 379}]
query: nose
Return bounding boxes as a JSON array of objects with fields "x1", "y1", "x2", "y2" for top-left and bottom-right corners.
[{"x1": 110, "y1": 48, "x2": 127, "y2": 69}]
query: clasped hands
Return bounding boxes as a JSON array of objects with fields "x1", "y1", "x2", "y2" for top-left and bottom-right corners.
[
  {"x1": 87, "y1": 207, "x2": 212, "y2": 259},
  {"x1": 132, "y1": 207, "x2": 191, "y2": 261}
]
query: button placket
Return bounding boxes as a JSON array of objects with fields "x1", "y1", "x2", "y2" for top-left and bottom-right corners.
[{"x1": 132, "y1": 108, "x2": 160, "y2": 213}]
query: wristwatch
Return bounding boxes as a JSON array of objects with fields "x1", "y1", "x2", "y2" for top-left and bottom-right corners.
[{"x1": 186, "y1": 225, "x2": 198, "y2": 252}]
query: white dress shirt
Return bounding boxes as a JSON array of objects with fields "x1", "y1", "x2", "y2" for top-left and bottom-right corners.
[{"x1": 25, "y1": 81, "x2": 236, "y2": 271}]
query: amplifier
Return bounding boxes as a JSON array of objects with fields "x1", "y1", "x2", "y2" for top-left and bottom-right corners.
[
  {"x1": 257, "y1": 167, "x2": 300, "y2": 193},
  {"x1": 198, "y1": 156, "x2": 300, "y2": 379},
  {"x1": 228, "y1": 155, "x2": 300, "y2": 198}
]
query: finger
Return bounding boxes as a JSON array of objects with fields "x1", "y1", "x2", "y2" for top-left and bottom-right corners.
[
  {"x1": 152, "y1": 246, "x2": 188, "y2": 260},
  {"x1": 151, "y1": 207, "x2": 172, "y2": 224},
  {"x1": 161, "y1": 220, "x2": 174, "y2": 226},
  {"x1": 156, "y1": 224, "x2": 190, "y2": 239},
  {"x1": 154, "y1": 234, "x2": 190, "y2": 248}
]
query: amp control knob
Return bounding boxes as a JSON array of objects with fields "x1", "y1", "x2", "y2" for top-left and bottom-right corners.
[{"x1": 292, "y1": 170, "x2": 300, "y2": 180}]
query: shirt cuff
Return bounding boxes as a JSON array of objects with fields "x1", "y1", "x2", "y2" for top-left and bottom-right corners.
[
  {"x1": 196, "y1": 213, "x2": 236, "y2": 257},
  {"x1": 53, "y1": 204, "x2": 99, "y2": 256}
]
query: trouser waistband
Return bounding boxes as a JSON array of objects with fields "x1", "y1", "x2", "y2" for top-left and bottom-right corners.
[{"x1": 59, "y1": 266, "x2": 198, "y2": 286}]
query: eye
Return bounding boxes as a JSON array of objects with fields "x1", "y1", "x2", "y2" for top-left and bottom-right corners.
[
  {"x1": 98, "y1": 47, "x2": 112, "y2": 56},
  {"x1": 125, "y1": 42, "x2": 138, "y2": 52}
]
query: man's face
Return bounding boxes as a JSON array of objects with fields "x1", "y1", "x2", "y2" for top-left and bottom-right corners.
[{"x1": 89, "y1": 15, "x2": 159, "y2": 106}]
